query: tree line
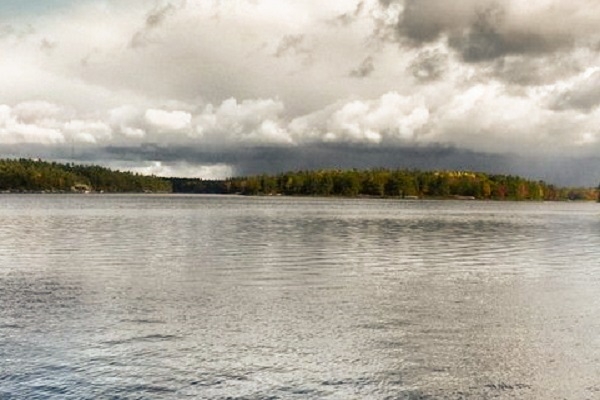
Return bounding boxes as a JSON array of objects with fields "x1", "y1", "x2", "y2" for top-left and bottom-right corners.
[
  {"x1": 0, "y1": 159, "x2": 171, "y2": 193},
  {"x1": 172, "y1": 169, "x2": 599, "y2": 201},
  {"x1": 0, "y1": 159, "x2": 597, "y2": 200}
]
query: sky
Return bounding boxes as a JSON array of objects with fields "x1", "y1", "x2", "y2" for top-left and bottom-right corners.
[{"x1": 1, "y1": 0, "x2": 599, "y2": 185}]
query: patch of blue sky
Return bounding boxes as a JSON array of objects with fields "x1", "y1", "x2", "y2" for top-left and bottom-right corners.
[{"x1": 0, "y1": 0, "x2": 91, "y2": 17}]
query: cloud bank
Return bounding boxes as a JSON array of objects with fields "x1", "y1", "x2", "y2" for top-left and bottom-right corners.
[{"x1": 1, "y1": 0, "x2": 599, "y2": 185}]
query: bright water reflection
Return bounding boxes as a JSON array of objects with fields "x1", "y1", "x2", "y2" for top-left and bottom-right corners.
[{"x1": 0, "y1": 195, "x2": 599, "y2": 399}]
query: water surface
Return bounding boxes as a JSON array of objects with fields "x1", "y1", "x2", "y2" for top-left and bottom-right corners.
[{"x1": 1, "y1": 195, "x2": 599, "y2": 399}]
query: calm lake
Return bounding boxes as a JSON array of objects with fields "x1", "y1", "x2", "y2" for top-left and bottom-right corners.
[{"x1": 0, "y1": 195, "x2": 599, "y2": 399}]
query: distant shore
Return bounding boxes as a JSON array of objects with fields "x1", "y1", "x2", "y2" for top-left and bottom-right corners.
[
  {"x1": 1, "y1": 158, "x2": 598, "y2": 201},
  {"x1": 1, "y1": 190, "x2": 598, "y2": 203},
  {"x1": 169, "y1": 169, "x2": 599, "y2": 202}
]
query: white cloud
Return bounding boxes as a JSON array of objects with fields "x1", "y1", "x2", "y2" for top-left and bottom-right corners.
[
  {"x1": 121, "y1": 127, "x2": 146, "y2": 139},
  {"x1": 431, "y1": 83, "x2": 544, "y2": 151},
  {"x1": 247, "y1": 119, "x2": 293, "y2": 144},
  {"x1": 289, "y1": 92, "x2": 430, "y2": 145},
  {"x1": 108, "y1": 105, "x2": 146, "y2": 139},
  {"x1": 0, "y1": 104, "x2": 65, "y2": 145},
  {"x1": 126, "y1": 161, "x2": 234, "y2": 180},
  {"x1": 12, "y1": 101, "x2": 65, "y2": 124},
  {"x1": 64, "y1": 119, "x2": 112, "y2": 143},
  {"x1": 195, "y1": 97, "x2": 291, "y2": 144},
  {"x1": 144, "y1": 109, "x2": 192, "y2": 132},
  {"x1": 546, "y1": 67, "x2": 600, "y2": 111}
]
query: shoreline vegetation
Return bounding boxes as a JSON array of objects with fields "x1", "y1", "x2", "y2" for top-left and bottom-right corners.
[
  {"x1": 0, "y1": 158, "x2": 171, "y2": 194},
  {"x1": 171, "y1": 168, "x2": 599, "y2": 202},
  {"x1": 0, "y1": 159, "x2": 599, "y2": 201},
  {"x1": 0, "y1": 158, "x2": 598, "y2": 201}
]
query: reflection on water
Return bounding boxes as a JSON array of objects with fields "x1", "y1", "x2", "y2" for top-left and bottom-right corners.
[{"x1": 1, "y1": 195, "x2": 599, "y2": 399}]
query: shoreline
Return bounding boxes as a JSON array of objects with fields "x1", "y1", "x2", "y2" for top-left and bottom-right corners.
[{"x1": 1, "y1": 190, "x2": 596, "y2": 202}]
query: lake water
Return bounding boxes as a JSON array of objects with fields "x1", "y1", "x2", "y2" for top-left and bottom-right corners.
[{"x1": 0, "y1": 195, "x2": 599, "y2": 399}]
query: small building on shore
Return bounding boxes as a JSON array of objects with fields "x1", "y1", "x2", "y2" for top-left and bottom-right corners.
[{"x1": 71, "y1": 184, "x2": 92, "y2": 193}]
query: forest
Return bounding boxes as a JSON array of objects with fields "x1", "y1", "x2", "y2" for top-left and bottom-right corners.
[
  {"x1": 173, "y1": 169, "x2": 599, "y2": 201},
  {"x1": 0, "y1": 159, "x2": 171, "y2": 193},
  {"x1": 0, "y1": 158, "x2": 597, "y2": 200}
]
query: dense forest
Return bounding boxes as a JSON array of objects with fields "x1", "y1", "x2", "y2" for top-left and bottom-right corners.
[
  {"x1": 173, "y1": 169, "x2": 599, "y2": 201},
  {"x1": 0, "y1": 159, "x2": 171, "y2": 193},
  {"x1": 0, "y1": 159, "x2": 597, "y2": 200}
]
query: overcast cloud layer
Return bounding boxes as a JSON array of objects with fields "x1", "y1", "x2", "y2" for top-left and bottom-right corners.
[{"x1": 1, "y1": 0, "x2": 600, "y2": 185}]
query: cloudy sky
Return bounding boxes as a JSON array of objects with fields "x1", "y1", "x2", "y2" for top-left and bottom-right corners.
[{"x1": 1, "y1": 0, "x2": 600, "y2": 185}]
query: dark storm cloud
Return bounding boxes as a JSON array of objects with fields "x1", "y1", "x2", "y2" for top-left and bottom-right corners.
[
  {"x1": 230, "y1": 145, "x2": 509, "y2": 178},
  {"x1": 447, "y1": 6, "x2": 570, "y2": 63},
  {"x1": 448, "y1": 6, "x2": 519, "y2": 62},
  {"x1": 100, "y1": 142, "x2": 505, "y2": 174},
  {"x1": 385, "y1": 0, "x2": 574, "y2": 63},
  {"x1": 399, "y1": 0, "x2": 451, "y2": 43},
  {"x1": 350, "y1": 56, "x2": 374, "y2": 78},
  {"x1": 96, "y1": 143, "x2": 600, "y2": 186},
  {"x1": 502, "y1": 155, "x2": 600, "y2": 187}
]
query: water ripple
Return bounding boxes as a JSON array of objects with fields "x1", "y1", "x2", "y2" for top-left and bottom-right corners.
[{"x1": 0, "y1": 196, "x2": 598, "y2": 399}]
